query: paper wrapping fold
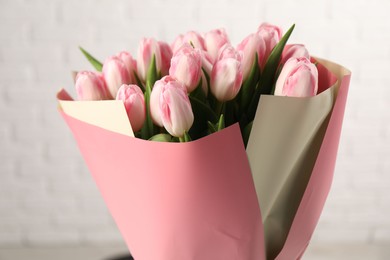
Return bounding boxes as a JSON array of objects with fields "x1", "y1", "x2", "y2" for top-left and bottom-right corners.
[{"x1": 58, "y1": 58, "x2": 350, "y2": 259}]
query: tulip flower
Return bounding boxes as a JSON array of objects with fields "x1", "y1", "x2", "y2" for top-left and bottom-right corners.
[
  {"x1": 158, "y1": 41, "x2": 173, "y2": 77},
  {"x1": 116, "y1": 84, "x2": 146, "y2": 132},
  {"x1": 171, "y1": 34, "x2": 185, "y2": 54},
  {"x1": 200, "y1": 50, "x2": 214, "y2": 76},
  {"x1": 237, "y1": 33, "x2": 266, "y2": 80},
  {"x1": 183, "y1": 30, "x2": 206, "y2": 50},
  {"x1": 204, "y1": 28, "x2": 230, "y2": 63},
  {"x1": 169, "y1": 43, "x2": 202, "y2": 93},
  {"x1": 150, "y1": 76, "x2": 177, "y2": 127},
  {"x1": 137, "y1": 38, "x2": 172, "y2": 82},
  {"x1": 159, "y1": 80, "x2": 194, "y2": 138},
  {"x1": 210, "y1": 47, "x2": 243, "y2": 102},
  {"x1": 75, "y1": 71, "x2": 111, "y2": 100},
  {"x1": 281, "y1": 44, "x2": 310, "y2": 65},
  {"x1": 103, "y1": 56, "x2": 131, "y2": 98},
  {"x1": 257, "y1": 23, "x2": 283, "y2": 68},
  {"x1": 117, "y1": 51, "x2": 137, "y2": 84},
  {"x1": 274, "y1": 57, "x2": 318, "y2": 97}
]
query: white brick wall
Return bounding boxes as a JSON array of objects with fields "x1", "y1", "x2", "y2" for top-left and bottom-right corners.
[{"x1": 0, "y1": 0, "x2": 389, "y2": 247}]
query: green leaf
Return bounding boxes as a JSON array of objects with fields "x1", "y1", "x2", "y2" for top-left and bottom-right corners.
[
  {"x1": 217, "y1": 114, "x2": 225, "y2": 131},
  {"x1": 134, "y1": 71, "x2": 145, "y2": 92},
  {"x1": 146, "y1": 54, "x2": 158, "y2": 88},
  {"x1": 149, "y1": 133, "x2": 173, "y2": 142},
  {"x1": 207, "y1": 121, "x2": 217, "y2": 134},
  {"x1": 184, "y1": 131, "x2": 192, "y2": 142},
  {"x1": 179, "y1": 131, "x2": 192, "y2": 143},
  {"x1": 141, "y1": 83, "x2": 154, "y2": 139},
  {"x1": 239, "y1": 52, "x2": 260, "y2": 113},
  {"x1": 261, "y1": 24, "x2": 295, "y2": 93},
  {"x1": 79, "y1": 46, "x2": 103, "y2": 72},
  {"x1": 246, "y1": 24, "x2": 295, "y2": 121}
]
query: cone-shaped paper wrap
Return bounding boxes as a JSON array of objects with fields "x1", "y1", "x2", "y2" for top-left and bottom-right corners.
[{"x1": 58, "y1": 58, "x2": 350, "y2": 260}]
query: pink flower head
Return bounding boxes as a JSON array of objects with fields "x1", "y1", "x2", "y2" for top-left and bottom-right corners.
[
  {"x1": 281, "y1": 44, "x2": 310, "y2": 65},
  {"x1": 211, "y1": 47, "x2": 243, "y2": 102},
  {"x1": 75, "y1": 71, "x2": 111, "y2": 100},
  {"x1": 150, "y1": 75, "x2": 177, "y2": 127},
  {"x1": 217, "y1": 44, "x2": 242, "y2": 62},
  {"x1": 204, "y1": 28, "x2": 230, "y2": 63},
  {"x1": 117, "y1": 51, "x2": 137, "y2": 84},
  {"x1": 274, "y1": 57, "x2": 318, "y2": 97},
  {"x1": 159, "y1": 80, "x2": 194, "y2": 137},
  {"x1": 158, "y1": 41, "x2": 173, "y2": 77},
  {"x1": 136, "y1": 38, "x2": 172, "y2": 82},
  {"x1": 102, "y1": 56, "x2": 131, "y2": 98},
  {"x1": 116, "y1": 84, "x2": 146, "y2": 132},
  {"x1": 237, "y1": 33, "x2": 266, "y2": 80},
  {"x1": 182, "y1": 30, "x2": 206, "y2": 51},
  {"x1": 169, "y1": 43, "x2": 202, "y2": 93},
  {"x1": 171, "y1": 34, "x2": 185, "y2": 54},
  {"x1": 257, "y1": 23, "x2": 283, "y2": 68}
]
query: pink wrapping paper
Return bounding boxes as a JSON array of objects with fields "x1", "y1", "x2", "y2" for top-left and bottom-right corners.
[{"x1": 58, "y1": 58, "x2": 351, "y2": 259}]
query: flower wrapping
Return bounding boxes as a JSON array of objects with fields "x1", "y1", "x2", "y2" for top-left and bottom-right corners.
[{"x1": 58, "y1": 57, "x2": 350, "y2": 259}]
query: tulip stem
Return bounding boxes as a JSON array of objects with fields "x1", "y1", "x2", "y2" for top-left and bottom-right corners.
[{"x1": 214, "y1": 101, "x2": 224, "y2": 118}]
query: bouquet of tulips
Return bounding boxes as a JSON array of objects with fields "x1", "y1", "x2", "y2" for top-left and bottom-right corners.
[{"x1": 58, "y1": 23, "x2": 351, "y2": 260}]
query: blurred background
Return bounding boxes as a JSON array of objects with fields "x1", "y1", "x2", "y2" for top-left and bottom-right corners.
[{"x1": 0, "y1": 0, "x2": 389, "y2": 259}]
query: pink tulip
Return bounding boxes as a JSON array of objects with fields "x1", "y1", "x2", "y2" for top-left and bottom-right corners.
[
  {"x1": 183, "y1": 30, "x2": 206, "y2": 50},
  {"x1": 217, "y1": 44, "x2": 242, "y2": 61},
  {"x1": 200, "y1": 50, "x2": 214, "y2": 76},
  {"x1": 150, "y1": 76, "x2": 177, "y2": 127},
  {"x1": 159, "y1": 79, "x2": 194, "y2": 137},
  {"x1": 257, "y1": 23, "x2": 283, "y2": 68},
  {"x1": 204, "y1": 28, "x2": 230, "y2": 63},
  {"x1": 210, "y1": 47, "x2": 243, "y2": 102},
  {"x1": 75, "y1": 71, "x2": 111, "y2": 100},
  {"x1": 237, "y1": 33, "x2": 266, "y2": 80},
  {"x1": 171, "y1": 34, "x2": 185, "y2": 54},
  {"x1": 136, "y1": 38, "x2": 172, "y2": 82},
  {"x1": 169, "y1": 43, "x2": 202, "y2": 93},
  {"x1": 102, "y1": 56, "x2": 131, "y2": 98},
  {"x1": 274, "y1": 57, "x2": 318, "y2": 97},
  {"x1": 281, "y1": 44, "x2": 310, "y2": 64},
  {"x1": 117, "y1": 51, "x2": 137, "y2": 84},
  {"x1": 116, "y1": 84, "x2": 146, "y2": 132},
  {"x1": 158, "y1": 41, "x2": 173, "y2": 77}
]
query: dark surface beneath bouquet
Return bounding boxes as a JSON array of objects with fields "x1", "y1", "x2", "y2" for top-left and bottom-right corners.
[{"x1": 107, "y1": 254, "x2": 133, "y2": 260}]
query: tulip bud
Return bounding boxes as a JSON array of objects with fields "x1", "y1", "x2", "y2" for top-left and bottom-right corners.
[
  {"x1": 257, "y1": 23, "x2": 283, "y2": 68},
  {"x1": 204, "y1": 28, "x2": 230, "y2": 63},
  {"x1": 200, "y1": 50, "x2": 214, "y2": 76},
  {"x1": 158, "y1": 41, "x2": 173, "y2": 77},
  {"x1": 281, "y1": 44, "x2": 310, "y2": 65},
  {"x1": 171, "y1": 34, "x2": 185, "y2": 54},
  {"x1": 274, "y1": 57, "x2": 318, "y2": 97},
  {"x1": 159, "y1": 80, "x2": 194, "y2": 137},
  {"x1": 150, "y1": 76, "x2": 177, "y2": 127},
  {"x1": 75, "y1": 71, "x2": 111, "y2": 100},
  {"x1": 210, "y1": 49, "x2": 243, "y2": 102},
  {"x1": 169, "y1": 43, "x2": 202, "y2": 93},
  {"x1": 137, "y1": 38, "x2": 172, "y2": 82},
  {"x1": 103, "y1": 56, "x2": 131, "y2": 98},
  {"x1": 237, "y1": 33, "x2": 266, "y2": 80},
  {"x1": 116, "y1": 84, "x2": 146, "y2": 132},
  {"x1": 117, "y1": 51, "x2": 137, "y2": 84},
  {"x1": 182, "y1": 30, "x2": 206, "y2": 50},
  {"x1": 217, "y1": 44, "x2": 242, "y2": 61}
]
